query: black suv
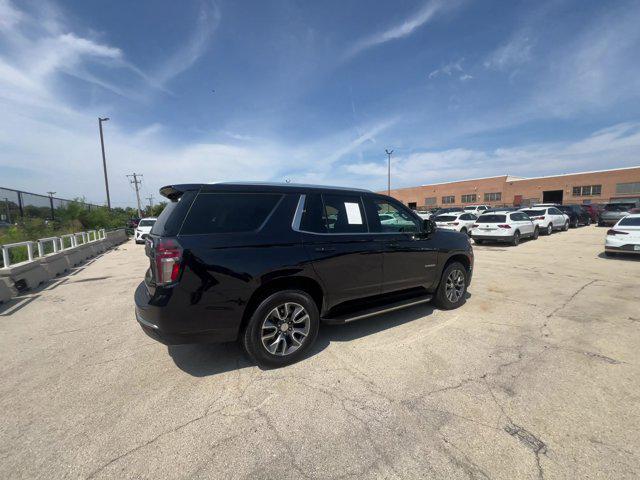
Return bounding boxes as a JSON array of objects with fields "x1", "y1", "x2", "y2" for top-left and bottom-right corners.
[
  {"x1": 557, "y1": 204, "x2": 591, "y2": 227},
  {"x1": 135, "y1": 183, "x2": 473, "y2": 367}
]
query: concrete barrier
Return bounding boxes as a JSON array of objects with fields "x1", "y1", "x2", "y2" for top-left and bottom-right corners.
[
  {"x1": 0, "y1": 277, "x2": 15, "y2": 303},
  {"x1": 0, "y1": 260, "x2": 49, "y2": 291},
  {"x1": 39, "y1": 251, "x2": 69, "y2": 278},
  {"x1": 106, "y1": 229, "x2": 128, "y2": 246},
  {"x1": 61, "y1": 247, "x2": 83, "y2": 268}
]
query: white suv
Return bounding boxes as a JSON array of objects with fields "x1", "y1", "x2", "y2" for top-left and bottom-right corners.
[
  {"x1": 470, "y1": 211, "x2": 538, "y2": 246},
  {"x1": 520, "y1": 207, "x2": 569, "y2": 235},
  {"x1": 463, "y1": 205, "x2": 490, "y2": 215},
  {"x1": 433, "y1": 211, "x2": 477, "y2": 235},
  {"x1": 135, "y1": 217, "x2": 157, "y2": 244}
]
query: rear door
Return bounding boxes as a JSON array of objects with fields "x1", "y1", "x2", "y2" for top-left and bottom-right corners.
[
  {"x1": 364, "y1": 195, "x2": 439, "y2": 294},
  {"x1": 548, "y1": 207, "x2": 564, "y2": 227},
  {"x1": 298, "y1": 193, "x2": 382, "y2": 308}
]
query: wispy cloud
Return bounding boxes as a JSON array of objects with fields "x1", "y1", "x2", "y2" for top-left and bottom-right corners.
[
  {"x1": 343, "y1": 0, "x2": 459, "y2": 60},
  {"x1": 428, "y1": 58, "x2": 472, "y2": 81},
  {"x1": 344, "y1": 123, "x2": 640, "y2": 189},
  {"x1": 484, "y1": 30, "x2": 534, "y2": 71}
]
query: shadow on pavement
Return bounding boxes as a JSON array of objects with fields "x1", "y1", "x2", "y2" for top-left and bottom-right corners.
[
  {"x1": 597, "y1": 252, "x2": 640, "y2": 261},
  {"x1": 168, "y1": 294, "x2": 472, "y2": 377}
]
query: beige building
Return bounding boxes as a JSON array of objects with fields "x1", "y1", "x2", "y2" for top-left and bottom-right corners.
[{"x1": 385, "y1": 166, "x2": 640, "y2": 210}]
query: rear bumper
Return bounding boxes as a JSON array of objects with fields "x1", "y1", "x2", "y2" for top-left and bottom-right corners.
[
  {"x1": 134, "y1": 281, "x2": 239, "y2": 345},
  {"x1": 471, "y1": 234, "x2": 514, "y2": 243},
  {"x1": 604, "y1": 245, "x2": 640, "y2": 254}
]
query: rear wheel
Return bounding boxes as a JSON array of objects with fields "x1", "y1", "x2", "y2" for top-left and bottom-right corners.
[
  {"x1": 571, "y1": 218, "x2": 579, "y2": 228},
  {"x1": 434, "y1": 262, "x2": 467, "y2": 310},
  {"x1": 546, "y1": 224, "x2": 553, "y2": 235},
  {"x1": 532, "y1": 226, "x2": 539, "y2": 240},
  {"x1": 511, "y1": 231, "x2": 520, "y2": 246},
  {"x1": 562, "y1": 221, "x2": 569, "y2": 231},
  {"x1": 242, "y1": 290, "x2": 319, "y2": 368},
  {"x1": 460, "y1": 227, "x2": 467, "y2": 235}
]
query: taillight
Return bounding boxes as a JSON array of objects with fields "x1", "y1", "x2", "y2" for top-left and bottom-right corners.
[
  {"x1": 534, "y1": 216, "x2": 545, "y2": 220},
  {"x1": 154, "y1": 238, "x2": 183, "y2": 285},
  {"x1": 449, "y1": 222, "x2": 459, "y2": 226},
  {"x1": 497, "y1": 224, "x2": 511, "y2": 229},
  {"x1": 472, "y1": 224, "x2": 479, "y2": 228},
  {"x1": 607, "y1": 229, "x2": 628, "y2": 236}
]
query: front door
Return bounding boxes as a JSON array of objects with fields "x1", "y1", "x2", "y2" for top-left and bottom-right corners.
[
  {"x1": 364, "y1": 195, "x2": 439, "y2": 294},
  {"x1": 299, "y1": 193, "x2": 382, "y2": 309}
]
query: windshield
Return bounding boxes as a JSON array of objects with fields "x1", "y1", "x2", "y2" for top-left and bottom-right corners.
[
  {"x1": 477, "y1": 214, "x2": 506, "y2": 223},
  {"x1": 605, "y1": 203, "x2": 632, "y2": 212},
  {"x1": 522, "y1": 209, "x2": 545, "y2": 217},
  {"x1": 618, "y1": 217, "x2": 640, "y2": 226},
  {"x1": 435, "y1": 215, "x2": 457, "y2": 222},
  {"x1": 138, "y1": 219, "x2": 156, "y2": 227}
]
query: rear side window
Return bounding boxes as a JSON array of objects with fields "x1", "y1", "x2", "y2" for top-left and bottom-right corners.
[
  {"x1": 619, "y1": 217, "x2": 640, "y2": 226},
  {"x1": 180, "y1": 193, "x2": 282, "y2": 235},
  {"x1": 151, "y1": 190, "x2": 197, "y2": 236},
  {"x1": 477, "y1": 214, "x2": 506, "y2": 223},
  {"x1": 300, "y1": 193, "x2": 326, "y2": 233},
  {"x1": 522, "y1": 209, "x2": 545, "y2": 217}
]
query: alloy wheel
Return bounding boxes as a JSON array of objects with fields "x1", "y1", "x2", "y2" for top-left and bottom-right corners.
[
  {"x1": 261, "y1": 302, "x2": 310, "y2": 356},
  {"x1": 444, "y1": 269, "x2": 465, "y2": 303},
  {"x1": 547, "y1": 224, "x2": 552, "y2": 235}
]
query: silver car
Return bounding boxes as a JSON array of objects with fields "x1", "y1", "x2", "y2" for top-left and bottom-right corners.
[{"x1": 598, "y1": 203, "x2": 637, "y2": 226}]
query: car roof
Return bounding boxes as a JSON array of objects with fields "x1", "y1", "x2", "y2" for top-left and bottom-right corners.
[
  {"x1": 160, "y1": 182, "x2": 372, "y2": 199},
  {"x1": 621, "y1": 213, "x2": 640, "y2": 218}
]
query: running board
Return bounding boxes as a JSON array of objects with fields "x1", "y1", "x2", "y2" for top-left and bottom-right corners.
[{"x1": 321, "y1": 294, "x2": 433, "y2": 325}]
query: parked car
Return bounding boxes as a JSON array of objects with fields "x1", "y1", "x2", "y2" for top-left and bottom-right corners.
[
  {"x1": 431, "y1": 207, "x2": 462, "y2": 216},
  {"x1": 598, "y1": 203, "x2": 638, "y2": 226},
  {"x1": 519, "y1": 207, "x2": 569, "y2": 235},
  {"x1": 414, "y1": 210, "x2": 432, "y2": 220},
  {"x1": 433, "y1": 211, "x2": 477, "y2": 235},
  {"x1": 135, "y1": 183, "x2": 474, "y2": 368},
  {"x1": 604, "y1": 214, "x2": 640, "y2": 257},
  {"x1": 556, "y1": 205, "x2": 591, "y2": 228},
  {"x1": 462, "y1": 205, "x2": 490, "y2": 215},
  {"x1": 470, "y1": 211, "x2": 538, "y2": 246},
  {"x1": 484, "y1": 207, "x2": 520, "y2": 213},
  {"x1": 582, "y1": 204, "x2": 604, "y2": 223},
  {"x1": 127, "y1": 217, "x2": 141, "y2": 229},
  {"x1": 134, "y1": 217, "x2": 157, "y2": 244}
]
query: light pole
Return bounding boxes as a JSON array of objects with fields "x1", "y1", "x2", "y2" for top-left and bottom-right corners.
[
  {"x1": 385, "y1": 149, "x2": 393, "y2": 196},
  {"x1": 98, "y1": 117, "x2": 111, "y2": 209}
]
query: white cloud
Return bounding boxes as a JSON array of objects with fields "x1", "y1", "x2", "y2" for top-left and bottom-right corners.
[
  {"x1": 428, "y1": 58, "x2": 464, "y2": 79},
  {"x1": 344, "y1": 0, "x2": 460, "y2": 60},
  {"x1": 484, "y1": 31, "x2": 534, "y2": 71},
  {"x1": 343, "y1": 123, "x2": 640, "y2": 189}
]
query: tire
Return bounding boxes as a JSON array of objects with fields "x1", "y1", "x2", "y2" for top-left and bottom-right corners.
[
  {"x1": 460, "y1": 227, "x2": 467, "y2": 235},
  {"x1": 433, "y1": 262, "x2": 467, "y2": 310},
  {"x1": 571, "y1": 218, "x2": 578, "y2": 228},
  {"x1": 546, "y1": 224, "x2": 553, "y2": 235},
  {"x1": 241, "y1": 290, "x2": 319, "y2": 368},
  {"x1": 511, "y1": 231, "x2": 520, "y2": 246},
  {"x1": 474, "y1": 239, "x2": 484, "y2": 245},
  {"x1": 532, "y1": 226, "x2": 539, "y2": 240},
  {"x1": 562, "y1": 221, "x2": 569, "y2": 231}
]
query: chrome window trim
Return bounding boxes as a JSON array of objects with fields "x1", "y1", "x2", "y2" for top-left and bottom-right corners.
[{"x1": 291, "y1": 194, "x2": 306, "y2": 231}]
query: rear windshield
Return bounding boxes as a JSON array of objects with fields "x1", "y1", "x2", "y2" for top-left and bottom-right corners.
[
  {"x1": 477, "y1": 214, "x2": 506, "y2": 223},
  {"x1": 435, "y1": 215, "x2": 457, "y2": 222},
  {"x1": 180, "y1": 192, "x2": 282, "y2": 235},
  {"x1": 605, "y1": 203, "x2": 632, "y2": 211},
  {"x1": 463, "y1": 206, "x2": 475, "y2": 210},
  {"x1": 138, "y1": 219, "x2": 156, "y2": 227},
  {"x1": 522, "y1": 209, "x2": 545, "y2": 217},
  {"x1": 618, "y1": 217, "x2": 640, "y2": 226}
]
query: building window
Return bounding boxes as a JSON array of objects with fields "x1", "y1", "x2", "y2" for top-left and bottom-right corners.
[
  {"x1": 424, "y1": 197, "x2": 436, "y2": 206},
  {"x1": 408, "y1": 202, "x2": 417, "y2": 209},
  {"x1": 573, "y1": 185, "x2": 602, "y2": 196},
  {"x1": 616, "y1": 182, "x2": 640, "y2": 195},
  {"x1": 461, "y1": 194, "x2": 477, "y2": 203},
  {"x1": 442, "y1": 195, "x2": 455, "y2": 204},
  {"x1": 484, "y1": 192, "x2": 501, "y2": 202}
]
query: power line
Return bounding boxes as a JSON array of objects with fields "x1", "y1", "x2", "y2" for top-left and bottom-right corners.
[{"x1": 126, "y1": 173, "x2": 143, "y2": 218}]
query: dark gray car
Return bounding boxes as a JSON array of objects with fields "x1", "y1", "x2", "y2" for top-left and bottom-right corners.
[{"x1": 598, "y1": 202, "x2": 638, "y2": 226}]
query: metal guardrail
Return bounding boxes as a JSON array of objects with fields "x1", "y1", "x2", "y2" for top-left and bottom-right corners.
[{"x1": 1, "y1": 229, "x2": 107, "y2": 268}]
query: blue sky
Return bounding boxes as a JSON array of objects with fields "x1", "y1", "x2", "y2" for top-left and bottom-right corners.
[{"x1": 1, "y1": 0, "x2": 640, "y2": 207}]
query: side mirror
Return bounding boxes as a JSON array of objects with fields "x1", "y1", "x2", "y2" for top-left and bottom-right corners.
[{"x1": 422, "y1": 219, "x2": 436, "y2": 235}]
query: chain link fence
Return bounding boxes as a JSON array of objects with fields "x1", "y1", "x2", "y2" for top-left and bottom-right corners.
[{"x1": 0, "y1": 187, "x2": 102, "y2": 223}]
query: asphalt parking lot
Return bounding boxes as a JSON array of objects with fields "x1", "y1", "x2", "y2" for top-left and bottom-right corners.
[{"x1": 1, "y1": 226, "x2": 639, "y2": 479}]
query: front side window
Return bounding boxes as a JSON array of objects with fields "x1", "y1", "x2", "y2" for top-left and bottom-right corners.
[
  {"x1": 369, "y1": 198, "x2": 419, "y2": 233},
  {"x1": 180, "y1": 193, "x2": 282, "y2": 234}
]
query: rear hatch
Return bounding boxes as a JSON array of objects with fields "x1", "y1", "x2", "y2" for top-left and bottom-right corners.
[
  {"x1": 145, "y1": 186, "x2": 199, "y2": 294},
  {"x1": 475, "y1": 214, "x2": 507, "y2": 231}
]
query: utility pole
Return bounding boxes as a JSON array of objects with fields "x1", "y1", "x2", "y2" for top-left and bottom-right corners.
[
  {"x1": 385, "y1": 149, "x2": 393, "y2": 197},
  {"x1": 46, "y1": 191, "x2": 56, "y2": 220},
  {"x1": 146, "y1": 194, "x2": 154, "y2": 215},
  {"x1": 47, "y1": 191, "x2": 56, "y2": 198},
  {"x1": 127, "y1": 173, "x2": 143, "y2": 218},
  {"x1": 98, "y1": 117, "x2": 111, "y2": 209},
  {"x1": 3, "y1": 197, "x2": 10, "y2": 223}
]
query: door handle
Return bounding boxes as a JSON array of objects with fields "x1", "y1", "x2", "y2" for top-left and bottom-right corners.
[{"x1": 314, "y1": 246, "x2": 336, "y2": 252}]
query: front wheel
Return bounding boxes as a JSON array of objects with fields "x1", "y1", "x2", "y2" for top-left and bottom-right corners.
[
  {"x1": 433, "y1": 262, "x2": 467, "y2": 310},
  {"x1": 241, "y1": 290, "x2": 319, "y2": 368}
]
